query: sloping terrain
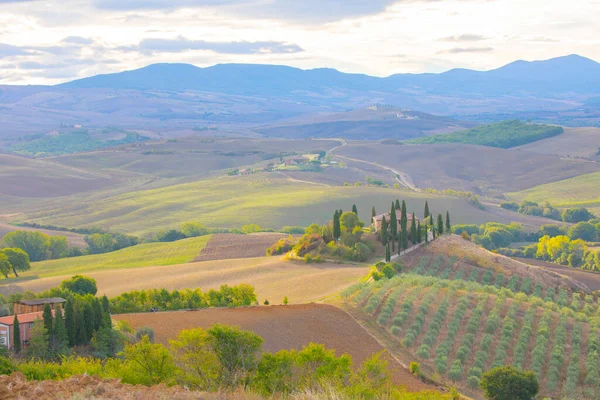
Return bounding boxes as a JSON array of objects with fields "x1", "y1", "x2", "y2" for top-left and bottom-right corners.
[
  {"x1": 114, "y1": 304, "x2": 435, "y2": 392},
  {"x1": 516, "y1": 258, "x2": 600, "y2": 291},
  {"x1": 516, "y1": 127, "x2": 600, "y2": 159},
  {"x1": 334, "y1": 142, "x2": 600, "y2": 195},
  {"x1": 194, "y1": 233, "x2": 288, "y2": 262}
]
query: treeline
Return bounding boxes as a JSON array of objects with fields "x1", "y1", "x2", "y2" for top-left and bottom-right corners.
[
  {"x1": 0, "y1": 324, "x2": 454, "y2": 399},
  {"x1": 153, "y1": 222, "x2": 275, "y2": 243},
  {"x1": 409, "y1": 120, "x2": 564, "y2": 148},
  {"x1": 501, "y1": 200, "x2": 596, "y2": 223},
  {"x1": 109, "y1": 284, "x2": 258, "y2": 314}
]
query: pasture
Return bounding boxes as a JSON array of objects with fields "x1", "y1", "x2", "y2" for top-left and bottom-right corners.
[
  {"x1": 2, "y1": 257, "x2": 369, "y2": 301},
  {"x1": 113, "y1": 304, "x2": 434, "y2": 391},
  {"x1": 515, "y1": 127, "x2": 600, "y2": 159}
]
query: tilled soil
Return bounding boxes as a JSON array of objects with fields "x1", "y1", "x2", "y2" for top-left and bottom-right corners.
[
  {"x1": 114, "y1": 304, "x2": 434, "y2": 392},
  {"x1": 516, "y1": 257, "x2": 600, "y2": 291},
  {"x1": 193, "y1": 233, "x2": 289, "y2": 262}
]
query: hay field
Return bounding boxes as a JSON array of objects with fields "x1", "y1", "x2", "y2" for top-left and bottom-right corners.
[
  {"x1": 20, "y1": 173, "x2": 555, "y2": 236},
  {"x1": 515, "y1": 127, "x2": 600, "y2": 159},
  {"x1": 114, "y1": 304, "x2": 434, "y2": 391},
  {"x1": 510, "y1": 170, "x2": 600, "y2": 215},
  {"x1": 2, "y1": 257, "x2": 369, "y2": 301},
  {"x1": 2, "y1": 235, "x2": 211, "y2": 280},
  {"x1": 334, "y1": 142, "x2": 600, "y2": 195}
]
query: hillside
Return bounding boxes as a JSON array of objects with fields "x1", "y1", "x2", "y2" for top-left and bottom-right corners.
[
  {"x1": 341, "y1": 236, "x2": 599, "y2": 399},
  {"x1": 1, "y1": 55, "x2": 599, "y2": 138},
  {"x1": 515, "y1": 126, "x2": 600, "y2": 159},
  {"x1": 408, "y1": 120, "x2": 564, "y2": 148}
]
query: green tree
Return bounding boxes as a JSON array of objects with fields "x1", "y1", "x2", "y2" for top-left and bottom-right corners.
[
  {"x1": 75, "y1": 307, "x2": 86, "y2": 345},
  {"x1": 371, "y1": 206, "x2": 376, "y2": 221},
  {"x1": 437, "y1": 214, "x2": 444, "y2": 235},
  {"x1": 169, "y1": 328, "x2": 220, "y2": 390},
  {"x1": 417, "y1": 221, "x2": 422, "y2": 243},
  {"x1": 0, "y1": 254, "x2": 11, "y2": 279},
  {"x1": 64, "y1": 299, "x2": 76, "y2": 347},
  {"x1": 1, "y1": 248, "x2": 30, "y2": 278},
  {"x1": 92, "y1": 298, "x2": 104, "y2": 331},
  {"x1": 410, "y1": 213, "x2": 417, "y2": 244},
  {"x1": 101, "y1": 295, "x2": 110, "y2": 314},
  {"x1": 50, "y1": 307, "x2": 68, "y2": 357},
  {"x1": 352, "y1": 204, "x2": 358, "y2": 216},
  {"x1": 569, "y1": 222, "x2": 598, "y2": 241},
  {"x1": 401, "y1": 200, "x2": 407, "y2": 231},
  {"x1": 12, "y1": 315, "x2": 21, "y2": 353},
  {"x1": 42, "y1": 303, "x2": 54, "y2": 335},
  {"x1": 60, "y1": 275, "x2": 98, "y2": 296},
  {"x1": 48, "y1": 236, "x2": 69, "y2": 259},
  {"x1": 424, "y1": 201, "x2": 430, "y2": 219},
  {"x1": 207, "y1": 324, "x2": 264, "y2": 388},
  {"x1": 380, "y1": 217, "x2": 388, "y2": 244},
  {"x1": 480, "y1": 365, "x2": 539, "y2": 400},
  {"x1": 340, "y1": 212, "x2": 361, "y2": 233},
  {"x1": 1, "y1": 231, "x2": 51, "y2": 262},
  {"x1": 333, "y1": 211, "x2": 341, "y2": 240},
  {"x1": 122, "y1": 335, "x2": 175, "y2": 385},
  {"x1": 283, "y1": 296, "x2": 289, "y2": 305},
  {"x1": 390, "y1": 203, "x2": 398, "y2": 241},
  {"x1": 27, "y1": 321, "x2": 49, "y2": 360},
  {"x1": 385, "y1": 241, "x2": 391, "y2": 262},
  {"x1": 395, "y1": 199, "x2": 401, "y2": 210},
  {"x1": 446, "y1": 211, "x2": 451, "y2": 233},
  {"x1": 83, "y1": 302, "x2": 95, "y2": 343}
]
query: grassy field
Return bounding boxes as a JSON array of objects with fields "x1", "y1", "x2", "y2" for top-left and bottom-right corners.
[
  {"x1": 334, "y1": 142, "x2": 600, "y2": 196},
  {"x1": 3, "y1": 235, "x2": 211, "y2": 280},
  {"x1": 516, "y1": 127, "x2": 600, "y2": 159},
  {"x1": 19, "y1": 173, "x2": 553, "y2": 236},
  {"x1": 510, "y1": 170, "x2": 600, "y2": 215},
  {"x1": 2, "y1": 256, "x2": 369, "y2": 301}
]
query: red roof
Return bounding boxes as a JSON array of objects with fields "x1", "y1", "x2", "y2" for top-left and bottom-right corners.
[{"x1": 0, "y1": 311, "x2": 55, "y2": 326}]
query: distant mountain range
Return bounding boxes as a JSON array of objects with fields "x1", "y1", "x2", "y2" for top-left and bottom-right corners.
[{"x1": 0, "y1": 54, "x2": 599, "y2": 140}]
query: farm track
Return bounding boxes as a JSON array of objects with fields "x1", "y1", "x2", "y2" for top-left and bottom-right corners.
[{"x1": 114, "y1": 303, "x2": 436, "y2": 392}]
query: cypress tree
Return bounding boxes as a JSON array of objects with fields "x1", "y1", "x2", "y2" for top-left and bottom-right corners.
[
  {"x1": 13, "y1": 314, "x2": 21, "y2": 353},
  {"x1": 398, "y1": 231, "x2": 402, "y2": 255},
  {"x1": 64, "y1": 299, "x2": 76, "y2": 347},
  {"x1": 424, "y1": 201, "x2": 430, "y2": 219},
  {"x1": 101, "y1": 295, "x2": 110, "y2": 314},
  {"x1": 371, "y1": 206, "x2": 376, "y2": 220},
  {"x1": 402, "y1": 224, "x2": 409, "y2": 250},
  {"x1": 92, "y1": 298, "x2": 103, "y2": 331},
  {"x1": 43, "y1": 303, "x2": 53, "y2": 335},
  {"x1": 395, "y1": 199, "x2": 401, "y2": 210},
  {"x1": 75, "y1": 307, "x2": 86, "y2": 345},
  {"x1": 401, "y1": 200, "x2": 407, "y2": 231},
  {"x1": 446, "y1": 211, "x2": 451, "y2": 234},
  {"x1": 410, "y1": 213, "x2": 417, "y2": 244},
  {"x1": 437, "y1": 213, "x2": 444, "y2": 236},
  {"x1": 417, "y1": 221, "x2": 422, "y2": 243},
  {"x1": 425, "y1": 227, "x2": 429, "y2": 243},
  {"x1": 52, "y1": 307, "x2": 68, "y2": 355},
  {"x1": 380, "y1": 217, "x2": 388, "y2": 244},
  {"x1": 390, "y1": 203, "x2": 398, "y2": 241},
  {"x1": 385, "y1": 241, "x2": 391, "y2": 263},
  {"x1": 333, "y1": 210, "x2": 341, "y2": 240},
  {"x1": 352, "y1": 204, "x2": 358, "y2": 216},
  {"x1": 83, "y1": 303, "x2": 95, "y2": 343}
]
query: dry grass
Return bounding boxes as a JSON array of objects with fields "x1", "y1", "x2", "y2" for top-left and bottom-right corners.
[
  {"x1": 194, "y1": 233, "x2": 289, "y2": 262},
  {"x1": 515, "y1": 127, "x2": 600, "y2": 159},
  {"x1": 1, "y1": 257, "x2": 369, "y2": 301}
]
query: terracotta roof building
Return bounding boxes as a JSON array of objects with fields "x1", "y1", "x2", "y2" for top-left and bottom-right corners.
[
  {"x1": 0, "y1": 311, "x2": 57, "y2": 350},
  {"x1": 372, "y1": 213, "x2": 418, "y2": 232}
]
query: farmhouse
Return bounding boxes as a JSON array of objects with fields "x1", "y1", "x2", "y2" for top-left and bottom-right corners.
[
  {"x1": 0, "y1": 311, "x2": 57, "y2": 350},
  {"x1": 13, "y1": 297, "x2": 65, "y2": 315},
  {"x1": 372, "y1": 213, "x2": 418, "y2": 232}
]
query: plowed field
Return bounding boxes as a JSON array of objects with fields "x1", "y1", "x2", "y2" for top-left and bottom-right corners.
[
  {"x1": 114, "y1": 304, "x2": 435, "y2": 392},
  {"x1": 194, "y1": 233, "x2": 288, "y2": 261}
]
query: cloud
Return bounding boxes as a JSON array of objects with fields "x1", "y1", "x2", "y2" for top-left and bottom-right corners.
[
  {"x1": 0, "y1": 43, "x2": 33, "y2": 58},
  {"x1": 441, "y1": 34, "x2": 487, "y2": 42},
  {"x1": 128, "y1": 36, "x2": 304, "y2": 55},
  {"x1": 92, "y1": 0, "x2": 397, "y2": 23},
  {"x1": 446, "y1": 47, "x2": 494, "y2": 54},
  {"x1": 62, "y1": 36, "x2": 94, "y2": 45}
]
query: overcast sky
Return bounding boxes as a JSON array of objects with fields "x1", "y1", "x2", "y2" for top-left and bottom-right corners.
[{"x1": 0, "y1": 0, "x2": 598, "y2": 85}]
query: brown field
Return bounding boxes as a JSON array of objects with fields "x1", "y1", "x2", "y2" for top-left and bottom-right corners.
[
  {"x1": 334, "y1": 142, "x2": 600, "y2": 195},
  {"x1": 2, "y1": 257, "x2": 369, "y2": 301},
  {"x1": 516, "y1": 257, "x2": 600, "y2": 291},
  {"x1": 114, "y1": 304, "x2": 435, "y2": 392},
  {"x1": 0, "y1": 221, "x2": 86, "y2": 248},
  {"x1": 516, "y1": 127, "x2": 600, "y2": 159},
  {"x1": 194, "y1": 233, "x2": 289, "y2": 262}
]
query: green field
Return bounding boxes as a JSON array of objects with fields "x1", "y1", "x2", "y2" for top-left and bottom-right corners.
[
  {"x1": 20, "y1": 174, "x2": 541, "y2": 236},
  {"x1": 13, "y1": 235, "x2": 211, "y2": 279},
  {"x1": 510, "y1": 171, "x2": 600, "y2": 214}
]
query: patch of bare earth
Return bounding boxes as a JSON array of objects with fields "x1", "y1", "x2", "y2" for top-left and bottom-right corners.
[
  {"x1": 114, "y1": 304, "x2": 434, "y2": 392},
  {"x1": 194, "y1": 233, "x2": 290, "y2": 262},
  {"x1": 516, "y1": 257, "x2": 600, "y2": 291}
]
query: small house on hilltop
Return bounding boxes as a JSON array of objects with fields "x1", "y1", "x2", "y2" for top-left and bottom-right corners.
[
  {"x1": 13, "y1": 298, "x2": 66, "y2": 315},
  {"x1": 372, "y1": 213, "x2": 418, "y2": 232}
]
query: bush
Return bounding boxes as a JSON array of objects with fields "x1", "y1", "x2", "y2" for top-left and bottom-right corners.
[
  {"x1": 0, "y1": 356, "x2": 16, "y2": 375},
  {"x1": 266, "y1": 237, "x2": 296, "y2": 256},
  {"x1": 135, "y1": 326, "x2": 155, "y2": 343},
  {"x1": 467, "y1": 375, "x2": 480, "y2": 388},
  {"x1": 409, "y1": 361, "x2": 420, "y2": 375},
  {"x1": 480, "y1": 365, "x2": 539, "y2": 400},
  {"x1": 60, "y1": 275, "x2": 97, "y2": 296},
  {"x1": 282, "y1": 226, "x2": 306, "y2": 234}
]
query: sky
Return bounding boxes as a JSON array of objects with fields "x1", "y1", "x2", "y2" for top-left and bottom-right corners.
[{"x1": 0, "y1": 0, "x2": 598, "y2": 85}]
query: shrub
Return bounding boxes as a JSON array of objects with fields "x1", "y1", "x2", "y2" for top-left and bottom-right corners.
[
  {"x1": 409, "y1": 361, "x2": 420, "y2": 375},
  {"x1": 467, "y1": 375, "x2": 480, "y2": 388},
  {"x1": 135, "y1": 326, "x2": 155, "y2": 343},
  {"x1": 480, "y1": 366, "x2": 539, "y2": 400},
  {"x1": 266, "y1": 237, "x2": 296, "y2": 256}
]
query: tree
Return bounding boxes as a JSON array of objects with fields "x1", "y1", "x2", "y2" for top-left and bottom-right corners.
[
  {"x1": 50, "y1": 307, "x2": 68, "y2": 357},
  {"x1": 169, "y1": 328, "x2": 220, "y2": 390},
  {"x1": 333, "y1": 211, "x2": 341, "y2": 240},
  {"x1": 92, "y1": 298, "x2": 104, "y2": 331},
  {"x1": 379, "y1": 216, "x2": 388, "y2": 244},
  {"x1": 410, "y1": 213, "x2": 417, "y2": 244},
  {"x1": 385, "y1": 241, "x2": 391, "y2": 262},
  {"x1": 480, "y1": 365, "x2": 539, "y2": 400},
  {"x1": 340, "y1": 212, "x2": 361, "y2": 233},
  {"x1": 1, "y1": 248, "x2": 30, "y2": 278},
  {"x1": 569, "y1": 222, "x2": 597, "y2": 242},
  {"x1": 562, "y1": 208, "x2": 594, "y2": 223},
  {"x1": 417, "y1": 221, "x2": 422, "y2": 243},
  {"x1": 1, "y1": 231, "x2": 51, "y2": 262},
  {"x1": 446, "y1": 211, "x2": 451, "y2": 233},
  {"x1": 13, "y1": 315, "x2": 21, "y2": 353},
  {"x1": 283, "y1": 296, "x2": 288, "y2": 305},
  {"x1": 27, "y1": 321, "x2": 49, "y2": 360},
  {"x1": 60, "y1": 275, "x2": 98, "y2": 296},
  {"x1": 42, "y1": 303, "x2": 54, "y2": 335},
  {"x1": 0, "y1": 254, "x2": 11, "y2": 279},
  {"x1": 83, "y1": 302, "x2": 95, "y2": 342},
  {"x1": 398, "y1": 231, "x2": 402, "y2": 255},
  {"x1": 395, "y1": 199, "x2": 401, "y2": 210},
  {"x1": 401, "y1": 200, "x2": 408, "y2": 231},
  {"x1": 371, "y1": 206, "x2": 376, "y2": 220},
  {"x1": 48, "y1": 236, "x2": 69, "y2": 259},
  {"x1": 123, "y1": 335, "x2": 175, "y2": 385},
  {"x1": 75, "y1": 307, "x2": 86, "y2": 345},
  {"x1": 424, "y1": 201, "x2": 430, "y2": 219},
  {"x1": 390, "y1": 203, "x2": 398, "y2": 241},
  {"x1": 101, "y1": 295, "x2": 110, "y2": 314},
  {"x1": 207, "y1": 324, "x2": 264, "y2": 387},
  {"x1": 64, "y1": 299, "x2": 76, "y2": 347},
  {"x1": 352, "y1": 204, "x2": 358, "y2": 216},
  {"x1": 437, "y1": 214, "x2": 444, "y2": 235}
]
